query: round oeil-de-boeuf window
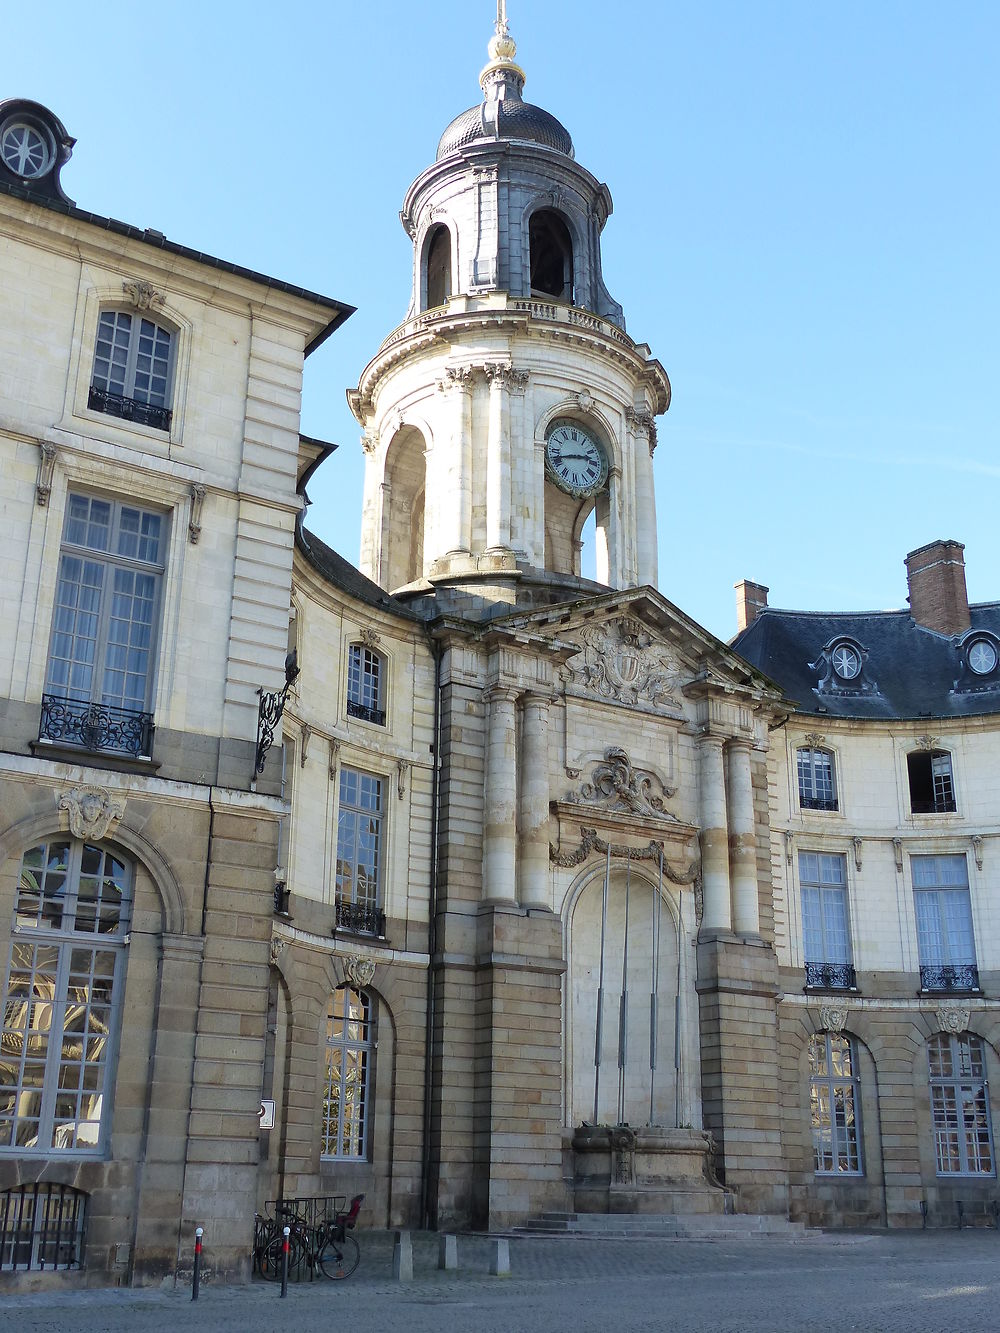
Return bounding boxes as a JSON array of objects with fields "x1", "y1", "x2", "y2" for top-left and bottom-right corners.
[{"x1": 1, "y1": 120, "x2": 52, "y2": 179}]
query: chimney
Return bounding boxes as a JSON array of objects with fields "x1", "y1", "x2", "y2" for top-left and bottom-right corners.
[
  {"x1": 735, "y1": 579, "x2": 769, "y2": 633},
  {"x1": 904, "y1": 540, "x2": 970, "y2": 636}
]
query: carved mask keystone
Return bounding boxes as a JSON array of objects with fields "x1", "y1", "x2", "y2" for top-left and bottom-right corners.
[
  {"x1": 57, "y1": 785, "x2": 126, "y2": 841},
  {"x1": 344, "y1": 954, "x2": 376, "y2": 989}
]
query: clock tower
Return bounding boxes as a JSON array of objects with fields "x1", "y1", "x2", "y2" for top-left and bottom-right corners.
[{"x1": 349, "y1": 8, "x2": 670, "y2": 612}]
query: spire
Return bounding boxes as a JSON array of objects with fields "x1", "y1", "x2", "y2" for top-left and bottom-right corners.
[{"x1": 480, "y1": 0, "x2": 525, "y2": 94}]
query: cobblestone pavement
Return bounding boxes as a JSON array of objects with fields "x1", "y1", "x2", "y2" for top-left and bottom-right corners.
[{"x1": 5, "y1": 1229, "x2": 1000, "y2": 1333}]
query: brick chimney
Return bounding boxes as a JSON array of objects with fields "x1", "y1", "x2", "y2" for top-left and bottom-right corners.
[
  {"x1": 904, "y1": 540, "x2": 970, "y2": 636},
  {"x1": 735, "y1": 579, "x2": 769, "y2": 633}
]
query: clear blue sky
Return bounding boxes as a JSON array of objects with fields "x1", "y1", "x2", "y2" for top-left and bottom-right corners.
[{"x1": 8, "y1": 2, "x2": 999, "y2": 639}]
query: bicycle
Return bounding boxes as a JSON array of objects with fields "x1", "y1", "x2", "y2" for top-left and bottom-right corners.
[{"x1": 257, "y1": 1193, "x2": 364, "y2": 1281}]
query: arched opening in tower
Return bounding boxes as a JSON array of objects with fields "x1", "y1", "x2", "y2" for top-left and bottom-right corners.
[
  {"x1": 381, "y1": 424, "x2": 427, "y2": 591},
  {"x1": 529, "y1": 210, "x2": 574, "y2": 302},
  {"x1": 424, "y1": 225, "x2": 452, "y2": 310}
]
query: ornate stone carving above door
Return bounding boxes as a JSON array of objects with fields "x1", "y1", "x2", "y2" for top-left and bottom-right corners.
[
  {"x1": 571, "y1": 746, "x2": 677, "y2": 819},
  {"x1": 566, "y1": 617, "x2": 681, "y2": 712}
]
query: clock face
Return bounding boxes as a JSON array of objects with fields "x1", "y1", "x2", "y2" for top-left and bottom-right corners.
[{"x1": 545, "y1": 421, "x2": 608, "y2": 497}]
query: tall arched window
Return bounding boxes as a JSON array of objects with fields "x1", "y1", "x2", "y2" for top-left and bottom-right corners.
[
  {"x1": 0, "y1": 839, "x2": 131, "y2": 1153},
  {"x1": 797, "y1": 746, "x2": 837, "y2": 811},
  {"x1": 928, "y1": 1032, "x2": 994, "y2": 1175},
  {"x1": 346, "y1": 643, "x2": 386, "y2": 726},
  {"x1": 89, "y1": 308, "x2": 175, "y2": 431},
  {"x1": 907, "y1": 749, "x2": 956, "y2": 814},
  {"x1": 321, "y1": 987, "x2": 373, "y2": 1160},
  {"x1": 529, "y1": 209, "x2": 574, "y2": 301},
  {"x1": 424, "y1": 225, "x2": 452, "y2": 310},
  {"x1": 809, "y1": 1032, "x2": 863, "y2": 1174}
]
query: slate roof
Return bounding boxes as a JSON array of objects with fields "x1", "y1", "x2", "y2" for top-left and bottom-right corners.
[
  {"x1": 296, "y1": 528, "x2": 422, "y2": 622},
  {"x1": 733, "y1": 603, "x2": 1000, "y2": 721}
]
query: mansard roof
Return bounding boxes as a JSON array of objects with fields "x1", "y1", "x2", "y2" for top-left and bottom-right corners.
[
  {"x1": 733, "y1": 602, "x2": 1000, "y2": 721},
  {"x1": 296, "y1": 528, "x2": 423, "y2": 622}
]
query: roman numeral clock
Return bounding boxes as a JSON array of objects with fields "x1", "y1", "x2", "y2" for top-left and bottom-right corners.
[{"x1": 545, "y1": 420, "x2": 609, "y2": 499}]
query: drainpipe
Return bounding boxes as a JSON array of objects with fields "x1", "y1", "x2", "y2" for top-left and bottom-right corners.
[{"x1": 420, "y1": 631, "x2": 443, "y2": 1230}]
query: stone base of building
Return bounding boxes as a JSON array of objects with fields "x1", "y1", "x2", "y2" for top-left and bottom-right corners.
[{"x1": 570, "y1": 1125, "x2": 729, "y2": 1215}]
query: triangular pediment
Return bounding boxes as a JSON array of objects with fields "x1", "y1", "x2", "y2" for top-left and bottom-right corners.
[{"x1": 482, "y1": 586, "x2": 784, "y2": 717}]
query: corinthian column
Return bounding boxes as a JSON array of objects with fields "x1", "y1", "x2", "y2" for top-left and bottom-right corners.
[
  {"x1": 726, "y1": 739, "x2": 760, "y2": 935},
  {"x1": 699, "y1": 733, "x2": 732, "y2": 934},
  {"x1": 483, "y1": 685, "x2": 519, "y2": 902},
  {"x1": 517, "y1": 693, "x2": 550, "y2": 909}
]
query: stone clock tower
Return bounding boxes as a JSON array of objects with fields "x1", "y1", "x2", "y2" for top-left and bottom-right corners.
[
  {"x1": 342, "y1": 9, "x2": 788, "y2": 1232},
  {"x1": 349, "y1": 12, "x2": 670, "y2": 609}
]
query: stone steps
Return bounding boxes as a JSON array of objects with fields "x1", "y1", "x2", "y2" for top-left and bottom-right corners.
[{"x1": 514, "y1": 1212, "x2": 808, "y2": 1240}]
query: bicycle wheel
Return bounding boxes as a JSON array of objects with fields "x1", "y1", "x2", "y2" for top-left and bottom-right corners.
[
  {"x1": 261, "y1": 1232, "x2": 306, "y2": 1282},
  {"x1": 318, "y1": 1233, "x2": 360, "y2": 1279}
]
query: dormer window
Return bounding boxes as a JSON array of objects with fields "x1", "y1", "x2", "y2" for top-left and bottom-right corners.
[
  {"x1": 968, "y1": 638, "x2": 998, "y2": 677},
  {"x1": 907, "y1": 749, "x2": 956, "y2": 814},
  {"x1": 347, "y1": 642, "x2": 386, "y2": 726},
  {"x1": 831, "y1": 641, "x2": 862, "y2": 681},
  {"x1": 797, "y1": 746, "x2": 838, "y2": 812}
]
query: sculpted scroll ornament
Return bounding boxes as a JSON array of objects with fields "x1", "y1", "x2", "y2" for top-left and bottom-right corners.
[
  {"x1": 344, "y1": 954, "x2": 376, "y2": 989},
  {"x1": 819, "y1": 1004, "x2": 849, "y2": 1033},
  {"x1": 57, "y1": 786, "x2": 126, "y2": 840},
  {"x1": 549, "y1": 826, "x2": 699, "y2": 884},
  {"x1": 936, "y1": 1005, "x2": 970, "y2": 1035},
  {"x1": 574, "y1": 747, "x2": 676, "y2": 819},
  {"x1": 567, "y1": 618, "x2": 681, "y2": 711}
]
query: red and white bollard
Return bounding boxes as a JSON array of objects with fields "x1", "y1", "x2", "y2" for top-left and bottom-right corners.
[
  {"x1": 280, "y1": 1225, "x2": 290, "y2": 1298},
  {"x1": 192, "y1": 1226, "x2": 203, "y2": 1301}
]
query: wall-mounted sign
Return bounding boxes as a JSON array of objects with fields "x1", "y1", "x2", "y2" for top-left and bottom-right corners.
[{"x1": 259, "y1": 1099, "x2": 275, "y2": 1130}]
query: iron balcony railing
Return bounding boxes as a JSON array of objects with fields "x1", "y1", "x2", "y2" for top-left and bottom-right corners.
[
  {"x1": 346, "y1": 699, "x2": 386, "y2": 726},
  {"x1": 39, "y1": 694, "x2": 154, "y2": 758},
  {"x1": 274, "y1": 883, "x2": 291, "y2": 915},
  {"x1": 920, "y1": 963, "x2": 980, "y2": 993},
  {"x1": 335, "y1": 898, "x2": 386, "y2": 939},
  {"x1": 804, "y1": 962, "x2": 858, "y2": 991},
  {"x1": 88, "y1": 385, "x2": 172, "y2": 432},
  {"x1": 799, "y1": 795, "x2": 839, "y2": 812}
]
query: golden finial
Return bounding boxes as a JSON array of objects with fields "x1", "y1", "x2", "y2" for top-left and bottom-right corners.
[{"x1": 482, "y1": 0, "x2": 524, "y2": 88}]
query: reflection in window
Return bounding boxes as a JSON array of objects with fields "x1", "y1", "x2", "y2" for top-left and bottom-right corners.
[
  {"x1": 0, "y1": 840, "x2": 130, "y2": 1153},
  {"x1": 321, "y1": 987, "x2": 372, "y2": 1160},
  {"x1": 797, "y1": 747, "x2": 837, "y2": 811},
  {"x1": 810, "y1": 1033, "x2": 863, "y2": 1174},
  {"x1": 89, "y1": 309, "x2": 174, "y2": 431},
  {"x1": 928, "y1": 1033, "x2": 994, "y2": 1176}
]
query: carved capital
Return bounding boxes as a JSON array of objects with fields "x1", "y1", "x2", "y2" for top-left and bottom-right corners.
[
  {"x1": 437, "y1": 364, "x2": 475, "y2": 393},
  {"x1": 935, "y1": 1004, "x2": 970, "y2": 1035},
  {"x1": 361, "y1": 430, "x2": 379, "y2": 455},
  {"x1": 344, "y1": 953, "x2": 376, "y2": 989},
  {"x1": 57, "y1": 785, "x2": 126, "y2": 841},
  {"x1": 819, "y1": 1003, "x2": 849, "y2": 1033},
  {"x1": 625, "y1": 406, "x2": 657, "y2": 455},
  {"x1": 484, "y1": 362, "x2": 529, "y2": 392},
  {"x1": 122, "y1": 279, "x2": 164, "y2": 311},
  {"x1": 188, "y1": 483, "x2": 206, "y2": 544},
  {"x1": 36, "y1": 441, "x2": 57, "y2": 507}
]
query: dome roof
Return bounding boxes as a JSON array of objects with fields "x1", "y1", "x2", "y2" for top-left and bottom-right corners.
[
  {"x1": 435, "y1": 17, "x2": 574, "y2": 162},
  {"x1": 437, "y1": 87, "x2": 573, "y2": 161}
]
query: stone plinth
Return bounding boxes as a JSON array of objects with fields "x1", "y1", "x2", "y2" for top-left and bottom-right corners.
[{"x1": 571, "y1": 1126, "x2": 728, "y2": 1215}]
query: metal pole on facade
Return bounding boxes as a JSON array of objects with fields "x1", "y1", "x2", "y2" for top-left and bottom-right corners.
[
  {"x1": 649, "y1": 851, "x2": 662, "y2": 1125},
  {"x1": 593, "y1": 845, "x2": 611, "y2": 1124},
  {"x1": 617, "y1": 855, "x2": 631, "y2": 1125},
  {"x1": 674, "y1": 870, "x2": 683, "y2": 1128}
]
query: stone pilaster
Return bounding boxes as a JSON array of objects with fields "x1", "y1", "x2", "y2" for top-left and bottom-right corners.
[
  {"x1": 483, "y1": 684, "x2": 518, "y2": 903},
  {"x1": 483, "y1": 365, "x2": 526, "y2": 552},
  {"x1": 438, "y1": 365, "x2": 474, "y2": 555},
  {"x1": 726, "y1": 739, "x2": 760, "y2": 936},
  {"x1": 698, "y1": 734, "x2": 732, "y2": 934},
  {"x1": 517, "y1": 692, "x2": 550, "y2": 909}
]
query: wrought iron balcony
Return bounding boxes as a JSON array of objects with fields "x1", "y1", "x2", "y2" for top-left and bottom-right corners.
[
  {"x1": 39, "y1": 694, "x2": 153, "y2": 757},
  {"x1": 804, "y1": 962, "x2": 857, "y2": 991},
  {"x1": 346, "y1": 699, "x2": 386, "y2": 726},
  {"x1": 273, "y1": 884, "x2": 291, "y2": 916},
  {"x1": 335, "y1": 898, "x2": 386, "y2": 938},
  {"x1": 799, "y1": 795, "x2": 839, "y2": 812},
  {"x1": 88, "y1": 385, "x2": 172, "y2": 432},
  {"x1": 920, "y1": 963, "x2": 980, "y2": 993}
]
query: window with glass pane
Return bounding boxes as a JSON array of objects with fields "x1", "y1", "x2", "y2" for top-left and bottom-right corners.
[
  {"x1": 928, "y1": 1033, "x2": 994, "y2": 1176},
  {"x1": 810, "y1": 1033, "x2": 863, "y2": 1174},
  {"x1": 346, "y1": 645, "x2": 385, "y2": 725},
  {"x1": 797, "y1": 747, "x2": 838, "y2": 811},
  {"x1": 799, "y1": 852, "x2": 851, "y2": 965},
  {"x1": 907, "y1": 750, "x2": 956, "y2": 814},
  {"x1": 41, "y1": 494, "x2": 164, "y2": 755},
  {"x1": 321, "y1": 987, "x2": 372, "y2": 1160},
  {"x1": 89, "y1": 310, "x2": 173, "y2": 430},
  {"x1": 912, "y1": 855, "x2": 976, "y2": 970},
  {"x1": 0, "y1": 840, "x2": 130, "y2": 1154},
  {"x1": 336, "y1": 768, "x2": 384, "y2": 910}
]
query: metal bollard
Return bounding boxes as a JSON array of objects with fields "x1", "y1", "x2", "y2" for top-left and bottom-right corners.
[
  {"x1": 392, "y1": 1229, "x2": 413, "y2": 1281},
  {"x1": 956, "y1": 1200, "x2": 964, "y2": 1230},
  {"x1": 280, "y1": 1225, "x2": 290, "y2": 1297},
  {"x1": 489, "y1": 1237, "x2": 510, "y2": 1276},
  {"x1": 438, "y1": 1233, "x2": 458, "y2": 1271},
  {"x1": 192, "y1": 1226, "x2": 203, "y2": 1301},
  {"x1": 920, "y1": 1199, "x2": 928, "y2": 1229}
]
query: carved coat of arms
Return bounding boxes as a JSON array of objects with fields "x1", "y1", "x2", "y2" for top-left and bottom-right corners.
[{"x1": 568, "y1": 617, "x2": 680, "y2": 710}]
